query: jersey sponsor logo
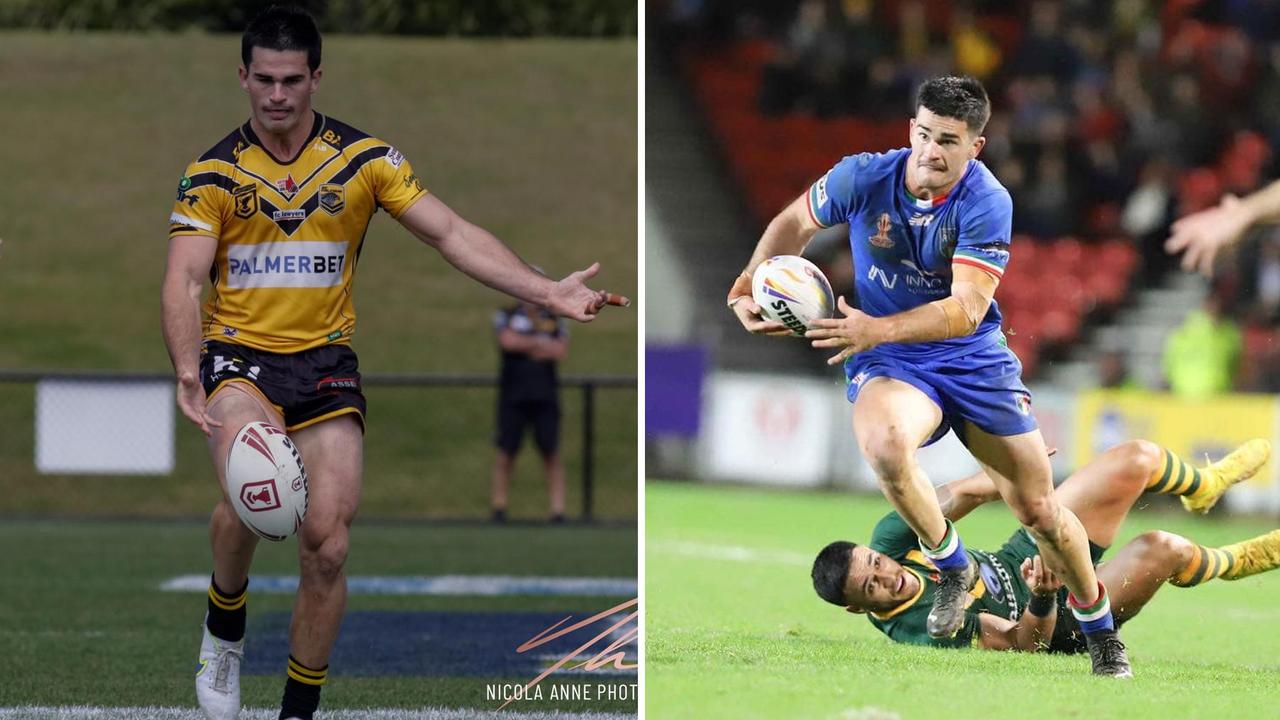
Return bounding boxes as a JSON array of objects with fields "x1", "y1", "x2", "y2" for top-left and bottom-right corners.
[
  {"x1": 176, "y1": 176, "x2": 199, "y2": 207},
  {"x1": 815, "y1": 172, "x2": 829, "y2": 208},
  {"x1": 319, "y1": 183, "x2": 345, "y2": 215},
  {"x1": 321, "y1": 128, "x2": 343, "y2": 148},
  {"x1": 402, "y1": 172, "x2": 423, "y2": 192},
  {"x1": 272, "y1": 209, "x2": 307, "y2": 222},
  {"x1": 385, "y1": 147, "x2": 405, "y2": 168},
  {"x1": 275, "y1": 174, "x2": 300, "y2": 200},
  {"x1": 869, "y1": 213, "x2": 894, "y2": 248},
  {"x1": 867, "y1": 265, "x2": 898, "y2": 290},
  {"x1": 232, "y1": 183, "x2": 258, "y2": 219},
  {"x1": 850, "y1": 371, "x2": 869, "y2": 387},
  {"x1": 898, "y1": 259, "x2": 946, "y2": 293},
  {"x1": 317, "y1": 376, "x2": 360, "y2": 392},
  {"x1": 908, "y1": 213, "x2": 935, "y2": 227},
  {"x1": 232, "y1": 139, "x2": 248, "y2": 161},
  {"x1": 225, "y1": 240, "x2": 349, "y2": 289},
  {"x1": 975, "y1": 552, "x2": 1019, "y2": 620}
]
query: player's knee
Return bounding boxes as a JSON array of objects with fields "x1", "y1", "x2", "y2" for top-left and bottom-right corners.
[
  {"x1": 861, "y1": 429, "x2": 914, "y2": 482},
  {"x1": 1134, "y1": 530, "x2": 1191, "y2": 564},
  {"x1": 1012, "y1": 496, "x2": 1058, "y2": 536},
  {"x1": 300, "y1": 524, "x2": 350, "y2": 580},
  {"x1": 1121, "y1": 440, "x2": 1163, "y2": 485}
]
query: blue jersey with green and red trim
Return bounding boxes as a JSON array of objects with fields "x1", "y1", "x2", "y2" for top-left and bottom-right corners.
[{"x1": 808, "y1": 148, "x2": 1013, "y2": 363}]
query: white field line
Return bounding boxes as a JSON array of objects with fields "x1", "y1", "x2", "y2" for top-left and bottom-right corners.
[
  {"x1": 159, "y1": 575, "x2": 637, "y2": 597},
  {"x1": 0, "y1": 707, "x2": 634, "y2": 720},
  {"x1": 649, "y1": 540, "x2": 811, "y2": 566}
]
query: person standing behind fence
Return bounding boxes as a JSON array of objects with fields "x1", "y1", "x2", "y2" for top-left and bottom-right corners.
[
  {"x1": 160, "y1": 7, "x2": 624, "y2": 720},
  {"x1": 490, "y1": 299, "x2": 569, "y2": 523}
]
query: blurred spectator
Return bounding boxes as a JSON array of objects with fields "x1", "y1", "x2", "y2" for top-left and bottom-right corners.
[
  {"x1": 489, "y1": 299, "x2": 569, "y2": 524},
  {"x1": 1097, "y1": 348, "x2": 1141, "y2": 390},
  {"x1": 950, "y1": 3, "x2": 1001, "y2": 80},
  {"x1": 1163, "y1": 294, "x2": 1241, "y2": 398}
]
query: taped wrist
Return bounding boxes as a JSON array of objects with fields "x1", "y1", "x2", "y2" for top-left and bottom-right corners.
[{"x1": 1028, "y1": 593, "x2": 1057, "y2": 618}]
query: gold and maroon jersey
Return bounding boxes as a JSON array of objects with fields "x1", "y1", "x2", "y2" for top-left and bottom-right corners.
[{"x1": 169, "y1": 112, "x2": 427, "y2": 353}]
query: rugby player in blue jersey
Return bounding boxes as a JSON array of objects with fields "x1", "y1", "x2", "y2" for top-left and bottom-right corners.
[{"x1": 727, "y1": 76, "x2": 1131, "y2": 676}]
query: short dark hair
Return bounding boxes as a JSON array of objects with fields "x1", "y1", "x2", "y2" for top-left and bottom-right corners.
[
  {"x1": 242, "y1": 5, "x2": 322, "y2": 72},
  {"x1": 811, "y1": 541, "x2": 857, "y2": 606},
  {"x1": 915, "y1": 75, "x2": 991, "y2": 136}
]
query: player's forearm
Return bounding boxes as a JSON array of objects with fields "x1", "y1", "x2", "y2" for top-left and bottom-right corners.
[
  {"x1": 1010, "y1": 595, "x2": 1057, "y2": 652},
  {"x1": 160, "y1": 277, "x2": 204, "y2": 378},
  {"x1": 742, "y1": 199, "x2": 819, "y2": 275},
  {"x1": 1238, "y1": 178, "x2": 1280, "y2": 225},
  {"x1": 432, "y1": 221, "x2": 553, "y2": 307},
  {"x1": 876, "y1": 284, "x2": 989, "y2": 345},
  {"x1": 936, "y1": 472, "x2": 1000, "y2": 522}
]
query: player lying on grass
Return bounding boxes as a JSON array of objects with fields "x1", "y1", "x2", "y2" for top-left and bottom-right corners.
[{"x1": 812, "y1": 438, "x2": 1279, "y2": 652}]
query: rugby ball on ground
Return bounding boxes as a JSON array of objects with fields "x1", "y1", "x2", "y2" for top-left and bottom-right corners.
[
  {"x1": 225, "y1": 421, "x2": 309, "y2": 541},
  {"x1": 752, "y1": 255, "x2": 835, "y2": 336}
]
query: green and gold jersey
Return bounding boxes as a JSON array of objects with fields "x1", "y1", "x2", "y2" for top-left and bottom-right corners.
[
  {"x1": 866, "y1": 512, "x2": 1033, "y2": 648},
  {"x1": 169, "y1": 112, "x2": 428, "y2": 353}
]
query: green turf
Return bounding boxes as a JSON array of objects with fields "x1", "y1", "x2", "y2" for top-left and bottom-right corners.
[
  {"x1": 0, "y1": 519, "x2": 636, "y2": 713},
  {"x1": 646, "y1": 481, "x2": 1280, "y2": 720},
  {"x1": 0, "y1": 32, "x2": 636, "y2": 519}
]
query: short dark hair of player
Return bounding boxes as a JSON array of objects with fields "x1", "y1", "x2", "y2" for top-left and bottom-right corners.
[
  {"x1": 915, "y1": 75, "x2": 991, "y2": 136},
  {"x1": 242, "y1": 5, "x2": 323, "y2": 72},
  {"x1": 812, "y1": 541, "x2": 857, "y2": 606}
]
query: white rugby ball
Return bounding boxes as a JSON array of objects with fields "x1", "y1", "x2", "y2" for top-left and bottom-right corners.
[
  {"x1": 225, "y1": 421, "x2": 309, "y2": 541},
  {"x1": 752, "y1": 255, "x2": 835, "y2": 336}
]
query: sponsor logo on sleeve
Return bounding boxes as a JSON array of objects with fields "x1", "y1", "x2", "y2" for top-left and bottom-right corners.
[
  {"x1": 385, "y1": 147, "x2": 405, "y2": 168},
  {"x1": 321, "y1": 129, "x2": 343, "y2": 148},
  {"x1": 815, "y1": 172, "x2": 829, "y2": 208}
]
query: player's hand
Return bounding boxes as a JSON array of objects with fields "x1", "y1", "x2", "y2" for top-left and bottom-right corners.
[
  {"x1": 1020, "y1": 555, "x2": 1062, "y2": 596},
  {"x1": 1165, "y1": 194, "x2": 1253, "y2": 277},
  {"x1": 547, "y1": 262, "x2": 629, "y2": 322},
  {"x1": 175, "y1": 371, "x2": 222, "y2": 437},
  {"x1": 727, "y1": 271, "x2": 790, "y2": 336},
  {"x1": 806, "y1": 296, "x2": 884, "y2": 365}
]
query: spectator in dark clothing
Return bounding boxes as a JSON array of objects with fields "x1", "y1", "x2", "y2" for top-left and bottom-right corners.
[{"x1": 490, "y1": 301, "x2": 569, "y2": 523}]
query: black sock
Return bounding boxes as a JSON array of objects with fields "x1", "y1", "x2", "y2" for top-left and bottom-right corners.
[
  {"x1": 205, "y1": 574, "x2": 247, "y2": 642},
  {"x1": 280, "y1": 654, "x2": 327, "y2": 720}
]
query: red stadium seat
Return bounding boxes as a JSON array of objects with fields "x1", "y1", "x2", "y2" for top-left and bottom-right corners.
[
  {"x1": 1040, "y1": 306, "x2": 1081, "y2": 345},
  {"x1": 1178, "y1": 167, "x2": 1224, "y2": 214}
]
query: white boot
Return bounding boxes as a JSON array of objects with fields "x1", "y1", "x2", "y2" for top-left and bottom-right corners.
[{"x1": 196, "y1": 621, "x2": 243, "y2": 720}]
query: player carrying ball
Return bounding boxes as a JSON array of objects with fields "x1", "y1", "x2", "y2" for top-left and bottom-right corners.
[
  {"x1": 160, "y1": 6, "x2": 626, "y2": 719},
  {"x1": 727, "y1": 76, "x2": 1131, "y2": 675}
]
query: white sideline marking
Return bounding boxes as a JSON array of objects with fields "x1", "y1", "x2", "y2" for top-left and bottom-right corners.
[
  {"x1": 160, "y1": 575, "x2": 637, "y2": 597},
  {"x1": 650, "y1": 540, "x2": 810, "y2": 566},
  {"x1": 0, "y1": 708, "x2": 634, "y2": 720}
]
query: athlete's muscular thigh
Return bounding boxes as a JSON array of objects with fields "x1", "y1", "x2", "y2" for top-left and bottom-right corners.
[
  {"x1": 206, "y1": 383, "x2": 286, "y2": 495},
  {"x1": 290, "y1": 413, "x2": 363, "y2": 540},
  {"x1": 852, "y1": 378, "x2": 943, "y2": 472}
]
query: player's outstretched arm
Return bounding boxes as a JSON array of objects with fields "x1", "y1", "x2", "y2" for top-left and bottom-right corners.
[
  {"x1": 1166, "y1": 181, "x2": 1280, "y2": 276},
  {"x1": 935, "y1": 471, "x2": 1001, "y2": 523},
  {"x1": 807, "y1": 264, "x2": 997, "y2": 365},
  {"x1": 728, "y1": 193, "x2": 821, "y2": 336},
  {"x1": 161, "y1": 234, "x2": 223, "y2": 437},
  {"x1": 397, "y1": 194, "x2": 628, "y2": 322}
]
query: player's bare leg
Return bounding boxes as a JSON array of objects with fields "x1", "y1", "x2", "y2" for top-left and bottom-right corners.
[
  {"x1": 544, "y1": 451, "x2": 566, "y2": 522},
  {"x1": 283, "y1": 413, "x2": 363, "y2": 719},
  {"x1": 852, "y1": 378, "x2": 975, "y2": 637},
  {"x1": 1054, "y1": 440, "x2": 1162, "y2": 548},
  {"x1": 197, "y1": 383, "x2": 283, "y2": 720},
  {"x1": 491, "y1": 449, "x2": 515, "y2": 522},
  {"x1": 966, "y1": 424, "x2": 1131, "y2": 677}
]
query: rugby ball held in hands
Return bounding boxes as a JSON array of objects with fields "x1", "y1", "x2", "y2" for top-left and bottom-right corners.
[
  {"x1": 752, "y1": 255, "x2": 835, "y2": 336},
  {"x1": 225, "y1": 421, "x2": 309, "y2": 541}
]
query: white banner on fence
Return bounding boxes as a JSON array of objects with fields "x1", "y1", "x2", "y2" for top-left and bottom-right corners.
[
  {"x1": 698, "y1": 373, "x2": 836, "y2": 487},
  {"x1": 35, "y1": 379, "x2": 174, "y2": 475}
]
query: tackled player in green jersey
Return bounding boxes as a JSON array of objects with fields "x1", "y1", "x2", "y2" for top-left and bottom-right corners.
[{"x1": 813, "y1": 438, "x2": 1280, "y2": 652}]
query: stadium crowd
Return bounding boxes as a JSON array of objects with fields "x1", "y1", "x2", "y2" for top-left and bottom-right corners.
[{"x1": 655, "y1": 0, "x2": 1280, "y2": 388}]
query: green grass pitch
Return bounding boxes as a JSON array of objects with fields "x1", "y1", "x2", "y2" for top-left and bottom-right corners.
[
  {"x1": 647, "y1": 481, "x2": 1280, "y2": 720},
  {"x1": 0, "y1": 518, "x2": 637, "y2": 715}
]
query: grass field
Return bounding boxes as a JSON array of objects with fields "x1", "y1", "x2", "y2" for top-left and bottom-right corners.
[
  {"x1": 0, "y1": 518, "x2": 637, "y2": 716},
  {"x1": 647, "y1": 481, "x2": 1280, "y2": 720},
  {"x1": 0, "y1": 32, "x2": 636, "y2": 519}
]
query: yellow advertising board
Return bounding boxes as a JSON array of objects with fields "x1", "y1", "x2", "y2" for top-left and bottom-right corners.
[{"x1": 1074, "y1": 390, "x2": 1277, "y2": 491}]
